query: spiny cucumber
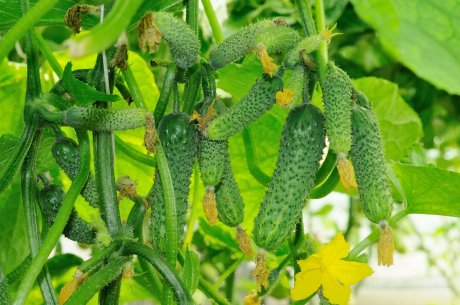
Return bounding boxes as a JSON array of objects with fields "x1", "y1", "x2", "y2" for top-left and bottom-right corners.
[
  {"x1": 63, "y1": 107, "x2": 147, "y2": 131},
  {"x1": 210, "y1": 19, "x2": 298, "y2": 70},
  {"x1": 0, "y1": 269, "x2": 10, "y2": 305},
  {"x1": 205, "y1": 74, "x2": 283, "y2": 140},
  {"x1": 52, "y1": 136, "x2": 99, "y2": 208},
  {"x1": 139, "y1": 12, "x2": 200, "y2": 69},
  {"x1": 350, "y1": 106, "x2": 392, "y2": 224},
  {"x1": 148, "y1": 112, "x2": 196, "y2": 257},
  {"x1": 253, "y1": 103, "x2": 326, "y2": 251},
  {"x1": 284, "y1": 32, "x2": 328, "y2": 68},
  {"x1": 39, "y1": 184, "x2": 96, "y2": 244}
]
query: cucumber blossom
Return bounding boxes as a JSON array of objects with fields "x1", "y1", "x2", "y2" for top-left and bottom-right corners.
[
  {"x1": 206, "y1": 74, "x2": 283, "y2": 140},
  {"x1": 139, "y1": 12, "x2": 200, "y2": 69},
  {"x1": 350, "y1": 105, "x2": 392, "y2": 223},
  {"x1": 39, "y1": 184, "x2": 96, "y2": 244},
  {"x1": 63, "y1": 107, "x2": 147, "y2": 131},
  {"x1": 149, "y1": 112, "x2": 196, "y2": 257},
  {"x1": 253, "y1": 103, "x2": 326, "y2": 251},
  {"x1": 52, "y1": 136, "x2": 99, "y2": 208},
  {"x1": 215, "y1": 160, "x2": 244, "y2": 227},
  {"x1": 322, "y1": 65, "x2": 353, "y2": 155}
]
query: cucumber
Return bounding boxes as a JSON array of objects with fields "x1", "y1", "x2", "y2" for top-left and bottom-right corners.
[
  {"x1": 139, "y1": 12, "x2": 200, "y2": 69},
  {"x1": 253, "y1": 103, "x2": 326, "y2": 251},
  {"x1": 322, "y1": 65, "x2": 353, "y2": 155},
  {"x1": 210, "y1": 19, "x2": 298, "y2": 70},
  {"x1": 63, "y1": 107, "x2": 147, "y2": 131},
  {"x1": 354, "y1": 89, "x2": 372, "y2": 109},
  {"x1": 215, "y1": 160, "x2": 244, "y2": 227},
  {"x1": 148, "y1": 112, "x2": 196, "y2": 257},
  {"x1": 39, "y1": 184, "x2": 96, "y2": 244},
  {"x1": 0, "y1": 269, "x2": 11, "y2": 305},
  {"x1": 278, "y1": 65, "x2": 305, "y2": 107},
  {"x1": 205, "y1": 74, "x2": 283, "y2": 140},
  {"x1": 350, "y1": 106, "x2": 392, "y2": 223},
  {"x1": 52, "y1": 136, "x2": 99, "y2": 208}
]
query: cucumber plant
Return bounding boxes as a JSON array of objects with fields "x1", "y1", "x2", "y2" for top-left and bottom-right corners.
[{"x1": 0, "y1": 0, "x2": 454, "y2": 304}]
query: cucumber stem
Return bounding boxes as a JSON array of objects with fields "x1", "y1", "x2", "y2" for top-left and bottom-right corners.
[
  {"x1": 153, "y1": 64, "x2": 176, "y2": 126},
  {"x1": 122, "y1": 66, "x2": 147, "y2": 109},
  {"x1": 114, "y1": 135, "x2": 155, "y2": 167},
  {"x1": 33, "y1": 32, "x2": 63, "y2": 77},
  {"x1": 295, "y1": 0, "x2": 317, "y2": 37},
  {"x1": 14, "y1": 130, "x2": 91, "y2": 305},
  {"x1": 212, "y1": 255, "x2": 245, "y2": 289},
  {"x1": 314, "y1": 0, "x2": 328, "y2": 82},
  {"x1": 201, "y1": 0, "x2": 224, "y2": 44}
]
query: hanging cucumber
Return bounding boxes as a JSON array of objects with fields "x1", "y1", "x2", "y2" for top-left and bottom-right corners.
[
  {"x1": 205, "y1": 74, "x2": 283, "y2": 140},
  {"x1": 148, "y1": 112, "x2": 196, "y2": 257},
  {"x1": 284, "y1": 29, "x2": 334, "y2": 68},
  {"x1": 322, "y1": 64, "x2": 356, "y2": 190},
  {"x1": 350, "y1": 105, "x2": 393, "y2": 266},
  {"x1": 253, "y1": 103, "x2": 326, "y2": 251},
  {"x1": 52, "y1": 136, "x2": 99, "y2": 208},
  {"x1": 39, "y1": 184, "x2": 96, "y2": 244},
  {"x1": 138, "y1": 12, "x2": 200, "y2": 69}
]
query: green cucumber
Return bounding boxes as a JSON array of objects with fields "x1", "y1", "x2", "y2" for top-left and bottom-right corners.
[
  {"x1": 205, "y1": 74, "x2": 283, "y2": 140},
  {"x1": 39, "y1": 184, "x2": 96, "y2": 244},
  {"x1": 148, "y1": 112, "x2": 196, "y2": 257},
  {"x1": 256, "y1": 25, "x2": 300, "y2": 54},
  {"x1": 284, "y1": 34, "x2": 326, "y2": 68},
  {"x1": 215, "y1": 160, "x2": 244, "y2": 227},
  {"x1": 253, "y1": 103, "x2": 326, "y2": 251},
  {"x1": 350, "y1": 106, "x2": 392, "y2": 223},
  {"x1": 62, "y1": 107, "x2": 147, "y2": 131},
  {"x1": 52, "y1": 136, "x2": 99, "y2": 208},
  {"x1": 354, "y1": 89, "x2": 372, "y2": 109},
  {"x1": 322, "y1": 65, "x2": 353, "y2": 155},
  {"x1": 0, "y1": 269, "x2": 11, "y2": 305}
]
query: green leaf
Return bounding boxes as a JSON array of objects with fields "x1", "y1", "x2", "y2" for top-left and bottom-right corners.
[
  {"x1": 394, "y1": 163, "x2": 460, "y2": 217},
  {"x1": 0, "y1": 0, "x2": 81, "y2": 32},
  {"x1": 61, "y1": 62, "x2": 120, "y2": 105},
  {"x1": 353, "y1": 77, "x2": 423, "y2": 161},
  {"x1": 181, "y1": 249, "x2": 200, "y2": 294},
  {"x1": 350, "y1": 0, "x2": 460, "y2": 95}
]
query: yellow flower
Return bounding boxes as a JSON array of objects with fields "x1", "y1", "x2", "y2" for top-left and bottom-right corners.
[{"x1": 291, "y1": 233, "x2": 373, "y2": 305}]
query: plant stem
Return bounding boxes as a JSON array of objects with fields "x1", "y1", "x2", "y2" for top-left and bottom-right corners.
[
  {"x1": 33, "y1": 32, "x2": 63, "y2": 77},
  {"x1": 213, "y1": 255, "x2": 244, "y2": 290},
  {"x1": 0, "y1": 0, "x2": 60, "y2": 62},
  {"x1": 314, "y1": 0, "x2": 328, "y2": 82},
  {"x1": 199, "y1": 277, "x2": 231, "y2": 305},
  {"x1": 182, "y1": 66, "x2": 202, "y2": 114},
  {"x1": 114, "y1": 135, "x2": 155, "y2": 167},
  {"x1": 14, "y1": 130, "x2": 90, "y2": 305},
  {"x1": 78, "y1": 240, "x2": 123, "y2": 274},
  {"x1": 295, "y1": 0, "x2": 317, "y2": 36},
  {"x1": 186, "y1": 0, "x2": 199, "y2": 35},
  {"x1": 183, "y1": 164, "x2": 201, "y2": 250},
  {"x1": 201, "y1": 0, "x2": 224, "y2": 44},
  {"x1": 122, "y1": 67, "x2": 146, "y2": 109},
  {"x1": 121, "y1": 241, "x2": 193, "y2": 305},
  {"x1": 153, "y1": 64, "x2": 176, "y2": 125},
  {"x1": 242, "y1": 128, "x2": 271, "y2": 187}
]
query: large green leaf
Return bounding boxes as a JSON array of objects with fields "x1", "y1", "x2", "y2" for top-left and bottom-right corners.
[
  {"x1": 353, "y1": 77, "x2": 423, "y2": 161},
  {"x1": 350, "y1": 0, "x2": 460, "y2": 95},
  {"x1": 394, "y1": 163, "x2": 460, "y2": 217}
]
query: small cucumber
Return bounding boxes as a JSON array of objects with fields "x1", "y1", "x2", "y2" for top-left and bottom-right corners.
[
  {"x1": 210, "y1": 20, "x2": 298, "y2": 70},
  {"x1": 253, "y1": 103, "x2": 326, "y2": 251},
  {"x1": 63, "y1": 107, "x2": 147, "y2": 131},
  {"x1": 52, "y1": 136, "x2": 99, "y2": 208},
  {"x1": 149, "y1": 112, "x2": 196, "y2": 257},
  {"x1": 215, "y1": 159, "x2": 244, "y2": 227},
  {"x1": 350, "y1": 106, "x2": 392, "y2": 223},
  {"x1": 39, "y1": 184, "x2": 96, "y2": 244},
  {"x1": 284, "y1": 34, "x2": 325, "y2": 68},
  {"x1": 206, "y1": 74, "x2": 283, "y2": 140},
  {"x1": 0, "y1": 269, "x2": 11, "y2": 305},
  {"x1": 322, "y1": 65, "x2": 353, "y2": 155}
]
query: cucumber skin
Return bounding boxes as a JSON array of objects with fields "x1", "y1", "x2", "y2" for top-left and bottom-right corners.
[
  {"x1": 0, "y1": 269, "x2": 11, "y2": 305},
  {"x1": 149, "y1": 112, "x2": 196, "y2": 257},
  {"x1": 155, "y1": 12, "x2": 200, "y2": 69},
  {"x1": 256, "y1": 26, "x2": 300, "y2": 54},
  {"x1": 350, "y1": 106, "x2": 392, "y2": 223},
  {"x1": 322, "y1": 69, "x2": 353, "y2": 155},
  {"x1": 206, "y1": 74, "x2": 283, "y2": 140},
  {"x1": 209, "y1": 20, "x2": 273, "y2": 70},
  {"x1": 253, "y1": 103, "x2": 326, "y2": 251},
  {"x1": 39, "y1": 184, "x2": 96, "y2": 244},
  {"x1": 215, "y1": 159, "x2": 244, "y2": 227},
  {"x1": 52, "y1": 137, "x2": 99, "y2": 208},
  {"x1": 63, "y1": 107, "x2": 146, "y2": 131},
  {"x1": 197, "y1": 100, "x2": 229, "y2": 187}
]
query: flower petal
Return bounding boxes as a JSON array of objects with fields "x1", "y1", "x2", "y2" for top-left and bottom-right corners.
[
  {"x1": 291, "y1": 266, "x2": 322, "y2": 300},
  {"x1": 321, "y1": 271, "x2": 351, "y2": 305},
  {"x1": 319, "y1": 233, "x2": 350, "y2": 265},
  {"x1": 329, "y1": 260, "x2": 373, "y2": 285},
  {"x1": 297, "y1": 254, "x2": 322, "y2": 272}
]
